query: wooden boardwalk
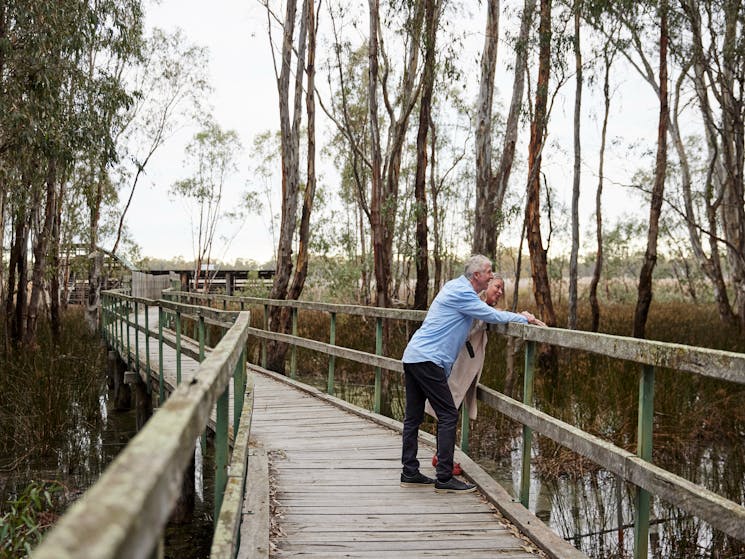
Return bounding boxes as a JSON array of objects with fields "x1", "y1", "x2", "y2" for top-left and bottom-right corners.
[
  {"x1": 118, "y1": 306, "x2": 583, "y2": 558},
  {"x1": 247, "y1": 370, "x2": 545, "y2": 559}
]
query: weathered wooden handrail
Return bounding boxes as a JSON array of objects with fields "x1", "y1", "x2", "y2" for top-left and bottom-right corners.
[
  {"x1": 168, "y1": 291, "x2": 745, "y2": 559},
  {"x1": 34, "y1": 293, "x2": 252, "y2": 559}
]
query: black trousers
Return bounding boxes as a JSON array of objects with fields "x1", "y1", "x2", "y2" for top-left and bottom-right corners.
[{"x1": 401, "y1": 361, "x2": 458, "y2": 481}]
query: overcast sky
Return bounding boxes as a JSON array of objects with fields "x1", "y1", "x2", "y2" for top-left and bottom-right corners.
[
  {"x1": 127, "y1": 0, "x2": 279, "y2": 264},
  {"x1": 126, "y1": 0, "x2": 660, "y2": 266}
]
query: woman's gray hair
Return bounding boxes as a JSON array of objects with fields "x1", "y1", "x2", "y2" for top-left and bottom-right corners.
[{"x1": 464, "y1": 254, "x2": 492, "y2": 278}]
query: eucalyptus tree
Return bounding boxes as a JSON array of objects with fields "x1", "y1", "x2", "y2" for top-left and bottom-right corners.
[
  {"x1": 525, "y1": 0, "x2": 558, "y2": 328},
  {"x1": 412, "y1": 0, "x2": 441, "y2": 309},
  {"x1": 170, "y1": 120, "x2": 242, "y2": 293},
  {"x1": 567, "y1": 0, "x2": 583, "y2": 330},
  {"x1": 473, "y1": 0, "x2": 500, "y2": 261},
  {"x1": 0, "y1": 0, "x2": 144, "y2": 343},
  {"x1": 261, "y1": 0, "x2": 318, "y2": 373},
  {"x1": 673, "y1": 0, "x2": 745, "y2": 329},
  {"x1": 77, "y1": 0, "x2": 145, "y2": 332},
  {"x1": 631, "y1": 0, "x2": 669, "y2": 339}
]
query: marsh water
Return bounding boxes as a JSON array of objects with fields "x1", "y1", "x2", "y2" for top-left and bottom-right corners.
[{"x1": 0, "y1": 380, "x2": 215, "y2": 559}]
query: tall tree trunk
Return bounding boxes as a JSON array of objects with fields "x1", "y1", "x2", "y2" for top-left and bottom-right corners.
[
  {"x1": 368, "y1": 0, "x2": 386, "y2": 308},
  {"x1": 567, "y1": 2, "x2": 582, "y2": 330},
  {"x1": 86, "y1": 163, "x2": 105, "y2": 333},
  {"x1": 590, "y1": 44, "x2": 612, "y2": 333},
  {"x1": 492, "y1": 0, "x2": 535, "y2": 242},
  {"x1": 525, "y1": 0, "x2": 556, "y2": 328},
  {"x1": 9, "y1": 206, "x2": 30, "y2": 345},
  {"x1": 472, "y1": 0, "x2": 500, "y2": 259},
  {"x1": 681, "y1": 0, "x2": 737, "y2": 326},
  {"x1": 413, "y1": 0, "x2": 438, "y2": 309},
  {"x1": 0, "y1": 185, "x2": 5, "y2": 309},
  {"x1": 50, "y1": 177, "x2": 64, "y2": 340},
  {"x1": 266, "y1": 0, "x2": 308, "y2": 373},
  {"x1": 26, "y1": 161, "x2": 58, "y2": 345},
  {"x1": 429, "y1": 116, "x2": 443, "y2": 294},
  {"x1": 632, "y1": 1, "x2": 668, "y2": 339},
  {"x1": 288, "y1": 0, "x2": 317, "y2": 302},
  {"x1": 718, "y1": 2, "x2": 745, "y2": 330}
]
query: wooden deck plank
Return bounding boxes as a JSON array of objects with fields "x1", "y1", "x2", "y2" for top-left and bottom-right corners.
[{"x1": 249, "y1": 372, "x2": 547, "y2": 559}]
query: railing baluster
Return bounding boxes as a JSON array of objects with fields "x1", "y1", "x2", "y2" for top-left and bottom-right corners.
[
  {"x1": 134, "y1": 300, "x2": 140, "y2": 372},
  {"x1": 215, "y1": 385, "x2": 229, "y2": 523},
  {"x1": 290, "y1": 307, "x2": 298, "y2": 379},
  {"x1": 634, "y1": 364, "x2": 655, "y2": 559},
  {"x1": 234, "y1": 348, "x2": 246, "y2": 437},
  {"x1": 460, "y1": 399, "x2": 470, "y2": 454},
  {"x1": 520, "y1": 340, "x2": 537, "y2": 508},
  {"x1": 198, "y1": 313, "x2": 206, "y2": 362},
  {"x1": 158, "y1": 306, "x2": 165, "y2": 404},
  {"x1": 262, "y1": 304, "x2": 268, "y2": 368},
  {"x1": 144, "y1": 304, "x2": 151, "y2": 394},
  {"x1": 176, "y1": 310, "x2": 182, "y2": 385},
  {"x1": 374, "y1": 317, "x2": 383, "y2": 414},
  {"x1": 126, "y1": 300, "x2": 131, "y2": 367},
  {"x1": 327, "y1": 312, "x2": 336, "y2": 395}
]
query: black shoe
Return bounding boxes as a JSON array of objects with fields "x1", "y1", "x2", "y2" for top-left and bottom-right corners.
[
  {"x1": 434, "y1": 477, "x2": 477, "y2": 494},
  {"x1": 400, "y1": 471, "x2": 436, "y2": 488}
]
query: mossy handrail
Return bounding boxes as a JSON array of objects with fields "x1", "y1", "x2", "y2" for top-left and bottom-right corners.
[
  {"x1": 34, "y1": 290, "x2": 252, "y2": 559},
  {"x1": 163, "y1": 290, "x2": 745, "y2": 559}
]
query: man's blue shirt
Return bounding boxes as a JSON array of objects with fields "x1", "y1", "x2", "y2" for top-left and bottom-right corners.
[{"x1": 401, "y1": 275, "x2": 528, "y2": 376}]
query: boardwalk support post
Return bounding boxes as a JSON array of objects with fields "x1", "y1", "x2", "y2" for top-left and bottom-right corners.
[
  {"x1": 172, "y1": 453, "x2": 196, "y2": 524},
  {"x1": 634, "y1": 364, "x2": 655, "y2": 559},
  {"x1": 112, "y1": 352, "x2": 131, "y2": 411},
  {"x1": 519, "y1": 340, "x2": 537, "y2": 508},
  {"x1": 124, "y1": 370, "x2": 152, "y2": 431}
]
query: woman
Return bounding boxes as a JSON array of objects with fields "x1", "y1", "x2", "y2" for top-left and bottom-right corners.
[{"x1": 426, "y1": 276, "x2": 506, "y2": 474}]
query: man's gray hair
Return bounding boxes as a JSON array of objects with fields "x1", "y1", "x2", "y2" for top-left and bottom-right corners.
[{"x1": 464, "y1": 254, "x2": 492, "y2": 279}]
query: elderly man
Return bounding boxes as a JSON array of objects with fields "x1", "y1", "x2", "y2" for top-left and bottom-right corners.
[{"x1": 400, "y1": 255, "x2": 546, "y2": 493}]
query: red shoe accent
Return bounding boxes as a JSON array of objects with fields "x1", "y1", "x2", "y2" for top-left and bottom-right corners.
[{"x1": 431, "y1": 455, "x2": 463, "y2": 475}]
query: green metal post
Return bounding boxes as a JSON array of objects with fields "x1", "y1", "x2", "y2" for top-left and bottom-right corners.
[
  {"x1": 175, "y1": 311, "x2": 182, "y2": 385},
  {"x1": 460, "y1": 400, "x2": 470, "y2": 454},
  {"x1": 327, "y1": 312, "x2": 336, "y2": 395},
  {"x1": 634, "y1": 364, "x2": 655, "y2": 559},
  {"x1": 215, "y1": 385, "x2": 229, "y2": 523},
  {"x1": 234, "y1": 349, "x2": 245, "y2": 437},
  {"x1": 118, "y1": 299, "x2": 124, "y2": 353},
  {"x1": 198, "y1": 314, "x2": 206, "y2": 362},
  {"x1": 520, "y1": 341, "x2": 537, "y2": 508},
  {"x1": 134, "y1": 301, "x2": 140, "y2": 371},
  {"x1": 373, "y1": 317, "x2": 383, "y2": 414},
  {"x1": 144, "y1": 305, "x2": 151, "y2": 394},
  {"x1": 262, "y1": 305, "x2": 268, "y2": 368},
  {"x1": 158, "y1": 307, "x2": 165, "y2": 404},
  {"x1": 198, "y1": 314, "x2": 207, "y2": 454},
  {"x1": 125, "y1": 301, "x2": 131, "y2": 367},
  {"x1": 290, "y1": 307, "x2": 298, "y2": 379}
]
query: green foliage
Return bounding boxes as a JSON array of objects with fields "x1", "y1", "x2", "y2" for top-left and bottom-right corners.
[{"x1": 0, "y1": 481, "x2": 62, "y2": 558}]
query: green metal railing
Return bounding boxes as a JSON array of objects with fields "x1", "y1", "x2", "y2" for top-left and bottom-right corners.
[
  {"x1": 35, "y1": 291, "x2": 252, "y2": 559},
  {"x1": 163, "y1": 290, "x2": 745, "y2": 559}
]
